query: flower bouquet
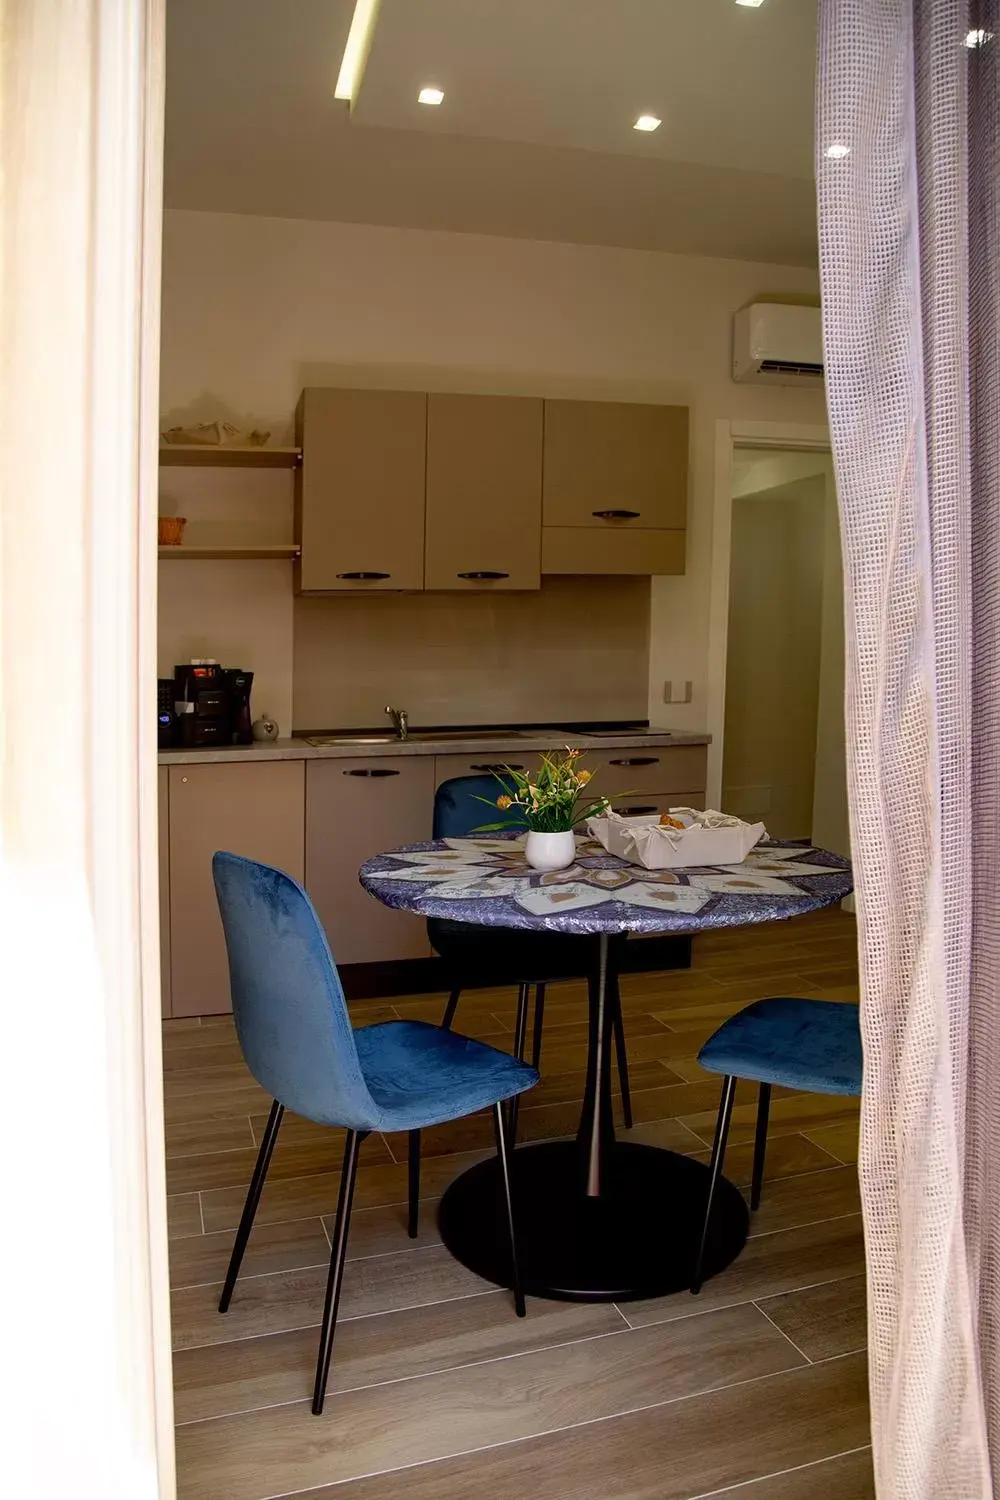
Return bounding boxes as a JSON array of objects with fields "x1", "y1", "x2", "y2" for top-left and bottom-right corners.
[{"x1": 477, "y1": 748, "x2": 615, "y2": 871}]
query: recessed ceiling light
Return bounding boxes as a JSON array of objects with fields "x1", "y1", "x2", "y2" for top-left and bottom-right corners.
[
  {"x1": 418, "y1": 86, "x2": 445, "y2": 105},
  {"x1": 825, "y1": 142, "x2": 852, "y2": 159},
  {"x1": 633, "y1": 114, "x2": 661, "y2": 133},
  {"x1": 965, "y1": 28, "x2": 993, "y2": 47},
  {"x1": 735, "y1": 1, "x2": 766, "y2": 8},
  {"x1": 334, "y1": 0, "x2": 381, "y2": 102}
]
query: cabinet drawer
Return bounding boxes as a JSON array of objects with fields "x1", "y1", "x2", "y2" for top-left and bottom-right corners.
[
  {"x1": 586, "y1": 745, "x2": 708, "y2": 800},
  {"x1": 433, "y1": 750, "x2": 534, "y2": 788},
  {"x1": 167, "y1": 761, "x2": 305, "y2": 1017},
  {"x1": 542, "y1": 526, "x2": 684, "y2": 576},
  {"x1": 305, "y1": 757, "x2": 434, "y2": 965},
  {"x1": 611, "y1": 791, "x2": 707, "y2": 817}
]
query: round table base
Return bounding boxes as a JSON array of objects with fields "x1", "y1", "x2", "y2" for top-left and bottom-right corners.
[{"x1": 437, "y1": 1140, "x2": 750, "y2": 1302}]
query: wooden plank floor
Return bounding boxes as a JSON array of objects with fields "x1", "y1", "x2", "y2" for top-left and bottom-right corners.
[{"x1": 165, "y1": 908, "x2": 873, "y2": 1500}]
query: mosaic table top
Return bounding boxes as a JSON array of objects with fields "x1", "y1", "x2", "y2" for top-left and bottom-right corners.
[{"x1": 359, "y1": 835, "x2": 853, "y2": 937}]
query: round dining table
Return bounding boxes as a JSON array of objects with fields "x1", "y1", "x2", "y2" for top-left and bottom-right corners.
[{"x1": 359, "y1": 831, "x2": 853, "y2": 1303}]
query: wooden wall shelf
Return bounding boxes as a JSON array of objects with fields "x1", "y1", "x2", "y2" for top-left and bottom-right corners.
[
  {"x1": 158, "y1": 544, "x2": 300, "y2": 560},
  {"x1": 159, "y1": 445, "x2": 301, "y2": 468}
]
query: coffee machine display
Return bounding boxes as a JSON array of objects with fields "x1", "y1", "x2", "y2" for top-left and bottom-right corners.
[
  {"x1": 171, "y1": 661, "x2": 254, "y2": 748},
  {"x1": 158, "y1": 678, "x2": 177, "y2": 749}
]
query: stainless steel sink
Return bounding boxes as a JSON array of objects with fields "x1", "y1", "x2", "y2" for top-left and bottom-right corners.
[
  {"x1": 304, "y1": 734, "x2": 400, "y2": 746},
  {"x1": 304, "y1": 728, "x2": 520, "y2": 747}
]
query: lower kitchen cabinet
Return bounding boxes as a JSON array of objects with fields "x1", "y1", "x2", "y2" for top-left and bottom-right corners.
[
  {"x1": 306, "y1": 757, "x2": 435, "y2": 966},
  {"x1": 166, "y1": 761, "x2": 305, "y2": 1017},
  {"x1": 159, "y1": 768, "x2": 171, "y2": 1016},
  {"x1": 584, "y1": 745, "x2": 708, "y2": 800}
]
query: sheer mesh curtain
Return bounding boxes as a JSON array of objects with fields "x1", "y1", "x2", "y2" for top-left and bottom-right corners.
[{"x1": 816, "y1": 2, "x2": 1000, "y2": 1494}]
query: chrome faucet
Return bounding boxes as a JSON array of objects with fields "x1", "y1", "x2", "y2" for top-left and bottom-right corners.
[{"x1": 385, "y1": 704, "x2": 409, "y2": 741}]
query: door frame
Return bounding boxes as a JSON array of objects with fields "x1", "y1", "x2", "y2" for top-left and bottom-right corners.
[{"x1": 706, "y1": 419, "x2": 832, "y2": 808}]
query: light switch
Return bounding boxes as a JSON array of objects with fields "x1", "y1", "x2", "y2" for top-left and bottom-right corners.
[{"x1": 663, "y1": 680, "x2": 693, "y2": 705}]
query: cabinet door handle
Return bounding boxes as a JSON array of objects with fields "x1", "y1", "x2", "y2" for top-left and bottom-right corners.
[
  {"x1": 470, "y1": 762, "x2": 525, "y2": 772},
  {"x1": 592, "y1": 509, "x2": 640, "y2": 521},
  {"x1": 336, "y1": 571, "x2": 391, "y2": 581},
  {"x1": 344, "y1": 767, "x2": 401, "y2": 778},
  {"x1": 457, "y1": 570, "x2": 510, "y2": 581},
  {"x1": 623, "y1": 805, "x2": 658, "y2": 815},
  {"x1": 609, "y1": 755, "x2": 660, "y2": 767}
]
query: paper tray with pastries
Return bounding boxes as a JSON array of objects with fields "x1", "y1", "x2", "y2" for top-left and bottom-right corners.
[{"x1": 586, "y1": 807, "x2": 767, "y2": 870}]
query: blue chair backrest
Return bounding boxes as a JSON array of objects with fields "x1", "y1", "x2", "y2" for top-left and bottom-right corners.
[
  {"x1": 212, "y1": 851, "x2": 377, "y2": 1130},
  {"x1": 433, "y1": 773, "x2": 520, "y2": 838}
]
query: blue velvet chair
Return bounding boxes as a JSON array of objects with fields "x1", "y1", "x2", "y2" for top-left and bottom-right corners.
[
  {"x1": 212, "y1": 851, "x2": 539, "y2": 1415},
  {"x1": 691, "y1": 996, "x2": 862, "y2": 1293},
  {"x1": 429, "y1": 774, "x2": 633, "y2": 1128}
]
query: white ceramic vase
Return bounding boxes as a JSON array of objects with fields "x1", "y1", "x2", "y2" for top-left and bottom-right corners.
[{"x1": 524, "y1": 829, "x2": 576, "y2": 872}]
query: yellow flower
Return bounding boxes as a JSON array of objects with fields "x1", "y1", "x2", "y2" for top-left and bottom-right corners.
[
  {"x1": 497, "y1": 794, "x2": 513, "y2": 810},
  {"x1": 577, "y1": 768, "x2": 592, "y2": 785}
]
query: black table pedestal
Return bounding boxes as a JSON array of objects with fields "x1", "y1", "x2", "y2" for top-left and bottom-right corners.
[{"x1": 437, "y1": 1138, "x2": 750, "y2": 1302}]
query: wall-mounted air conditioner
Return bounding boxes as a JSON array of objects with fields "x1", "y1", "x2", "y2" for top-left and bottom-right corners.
[{"x1": 732, "y1": 303, "x2": 824, "y2": 387}]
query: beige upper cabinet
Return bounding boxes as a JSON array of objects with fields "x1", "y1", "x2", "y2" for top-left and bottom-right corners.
[
  {"x1": 541, "y1": 399, "x2": 688, "y2": 576},
  {"x1": 542, "y1": 399, "x2": 688, "y2": 529},
  {"x1": 425, "y1": 394, "x2": 542, "y2": 591},
  {"x1": 296, "y1": 388, "x2": 427, "y2": 592}
]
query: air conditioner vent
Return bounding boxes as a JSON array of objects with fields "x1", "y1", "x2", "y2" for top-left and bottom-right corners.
[{"x1": 759, "y1": 358, "x2": 825, "y2": 378}]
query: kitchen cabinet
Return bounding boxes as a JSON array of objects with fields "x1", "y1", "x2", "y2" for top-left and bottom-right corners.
[
  {"x1": 541, "y1": 399, "x2": 687, "y2": 576},
  {"x1": 425, "y1": 394, "x2": 542, "y2": 591},
  {"x1": 305, "y1": 757, "x2": 435, "y2": 965},
  {"x1": 159, "y1": 768, "x2": 171, "y2": 1017},
  {"x1": 613, "y1": 792, "x2": 707, "y2": 817},
  {"x1": 166, "y1": 761, "x2": 305, "y2": 1016},
  {"x1": 295, "y1": 388, "x2": 427, "y2": 592},
  {"x1": 541, "y1": 527, "x2": 685, "y2": 576},
  {"x1": 433, "y1": 751, "x2": 534, "y2": 786},
  {"x1": 585, "y1": 745, "x2": 708, "y2": 801}
]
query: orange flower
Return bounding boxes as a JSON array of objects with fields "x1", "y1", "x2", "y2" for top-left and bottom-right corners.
[
  {"x1": 497, "y1": 794, "x2": 513, "y2": 810},
  {"x1": 577, "y1": 768, "x2": 592, "y2": 785}
]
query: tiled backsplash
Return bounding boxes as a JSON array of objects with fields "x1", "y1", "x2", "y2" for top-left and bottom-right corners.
[{"x1": 292, "y1": 576, "x2": 651, "y2": 730}]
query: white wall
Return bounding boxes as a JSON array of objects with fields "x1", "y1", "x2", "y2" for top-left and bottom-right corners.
[{"x1": 159, "y1": 210, "x2": 826, "y2": 729}]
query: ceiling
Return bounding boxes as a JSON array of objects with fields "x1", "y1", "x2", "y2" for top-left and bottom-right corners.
[{"x1": 164, "y1": 0, "x2": 819, "y2": 265}]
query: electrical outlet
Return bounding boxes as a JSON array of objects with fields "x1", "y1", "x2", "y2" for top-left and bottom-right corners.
[{"x1": 663, "y1": 680, "x2": 693, "y2": 705}]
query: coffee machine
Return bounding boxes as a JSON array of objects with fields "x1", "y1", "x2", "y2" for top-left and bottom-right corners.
[{"x1": 170, "y1": 661, "x2": 254, "y2": 747}]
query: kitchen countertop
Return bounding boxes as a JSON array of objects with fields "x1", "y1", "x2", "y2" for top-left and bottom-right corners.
[{"x1": 158, "y1": 728, "x2": 711, "y2": 766}]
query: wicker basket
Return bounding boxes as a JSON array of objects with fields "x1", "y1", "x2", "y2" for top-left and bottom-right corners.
[{"x1": 158, "y1": 516, "x2": 187, "y2": 546}]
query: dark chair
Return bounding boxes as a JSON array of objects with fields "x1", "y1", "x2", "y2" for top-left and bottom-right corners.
[
  {"x1": 428, "y1": 773, "x2": 633, "y2": 1128},
  {"x1": 212, "y1": 851, "x2": 539, "y2": 1414},
  {"x1": 691, "y1": 996, "x2": 862, "y2": 1293}
]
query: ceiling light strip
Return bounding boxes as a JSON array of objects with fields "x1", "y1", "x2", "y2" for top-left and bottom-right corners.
[{"x1": 334, "y1": 0, "x2": 382, "y2": 104}]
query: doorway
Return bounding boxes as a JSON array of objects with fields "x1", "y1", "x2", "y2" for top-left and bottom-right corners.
[{"x1": 721, "y1": 449, "x2": 849, "y2": 854}]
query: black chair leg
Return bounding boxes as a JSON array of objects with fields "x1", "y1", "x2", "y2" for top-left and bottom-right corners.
[
  {"x1": 493, "y1": 1101, "x2": 526, "y2": 1318},
  {"x1": 219, "y1": 1098, "x2": 284, "y2": 1313},
  {"x1": 610, "y1": 976, "x2": 633, "y2": 1129},
  {"x1": 441, "y1": 987, "x2": 461, "y2": 1030},
  {"x1": 750, "y1": 1083, "x2": 771, "y2": 1212},
  {"x1": 312, "y1": 1129, "x2": 367, "y2": 1415},
  {"x1": 407, "y1": 1129, "x2": 421, "y2": 1237},
  {"x1": 691, "y1": 1075, "x2": 737, "y2": 1295},
  {"x1": 530, "y1": 982, "x2": 547, "y2": 1071},
  {"x1": 507, "y1": 982, "x2": 531, "y2": 1144}
]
